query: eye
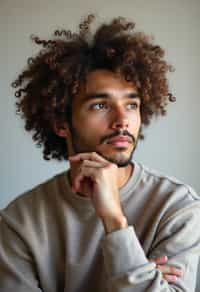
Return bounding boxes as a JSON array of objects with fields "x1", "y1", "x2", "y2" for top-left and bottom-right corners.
[
  {"x1": 127, "y1": 102, "x2": 139, "y2": 109},
  {"x1": 90, "y1": 102, "x2": 108, "y2": 110}
]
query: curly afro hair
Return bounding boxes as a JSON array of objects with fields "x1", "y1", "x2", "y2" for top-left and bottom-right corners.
[{"x1": 12, "y1": 14, "x2": 176, "y2": 161}]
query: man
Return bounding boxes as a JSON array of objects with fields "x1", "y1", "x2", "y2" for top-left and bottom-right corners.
[{"x1": 0, "y1": 15, "x2": 200, "y2": 291}]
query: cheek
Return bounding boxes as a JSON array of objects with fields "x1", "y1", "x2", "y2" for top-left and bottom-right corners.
[
  {"x1": 127, "y1": 112, "x2": 141, "y2": 128},
  {"x1": 72, "y1": 114, "x2": 106, "y2": 140},
  {"x1": 74, "y1": 110, "x2": 107, "y2": 128}
]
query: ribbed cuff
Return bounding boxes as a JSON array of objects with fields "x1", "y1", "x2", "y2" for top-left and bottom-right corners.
[{"x1": 101, "y1": 226, "x2": 148, "y2": 277}]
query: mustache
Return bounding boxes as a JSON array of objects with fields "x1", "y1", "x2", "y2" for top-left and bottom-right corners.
[{"x1": 100, "y1": 129, "x2": 135, "y2": 144}]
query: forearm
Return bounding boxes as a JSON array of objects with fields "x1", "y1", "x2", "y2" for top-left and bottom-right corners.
[{"x1": 101, "y1": 226, "x2": 199, "y2": 292}]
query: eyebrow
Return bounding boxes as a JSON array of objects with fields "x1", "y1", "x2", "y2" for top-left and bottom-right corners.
[{"x1": 82, "y1": 92, "x2": 141, "y2": 102}]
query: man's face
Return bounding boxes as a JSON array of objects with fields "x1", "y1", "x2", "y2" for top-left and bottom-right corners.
[{"x1": 67, "y1": 69, "x2": 141, "y2": 167}]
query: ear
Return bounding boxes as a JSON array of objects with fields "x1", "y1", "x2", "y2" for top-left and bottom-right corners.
[
  {"x1": 53, "y1": 121, "x2": 70, "y2": 138},
  {"x1": 53, "y1": 120, "x2": 76, "y2": 156}
]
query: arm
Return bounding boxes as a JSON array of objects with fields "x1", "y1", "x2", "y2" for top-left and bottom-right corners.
[
  {"x1": 100, "y1": 200, "x2": 200, "y2": 292},
  {"x1": 69, "y1": 152, "x2": 200, "y2": 291},
  {"x1": 0, "y1": 213, "x2": 42, "y2": 292}
]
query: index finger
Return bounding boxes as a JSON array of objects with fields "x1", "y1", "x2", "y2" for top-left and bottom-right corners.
[{"x1": 68, "y1": 152, "x2": 109, "y2": 163}]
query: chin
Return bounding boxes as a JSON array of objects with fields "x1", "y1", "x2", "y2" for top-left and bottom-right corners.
[
  {"x1": 108, "y1": 157, "x2": 132, "y2": 167},
  {"x1": 96, "y1": 150, "x2": 133, "y2": 167}
]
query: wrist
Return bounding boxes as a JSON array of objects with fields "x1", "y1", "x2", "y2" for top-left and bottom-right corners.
[{"x1": 102, "y1": 214, "x2": 128, "y2": 234}]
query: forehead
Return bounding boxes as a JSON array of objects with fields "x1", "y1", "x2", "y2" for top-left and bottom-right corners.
[
  {"x1": 85, "y1": 69, "x2": 138, "y2": 92},
  {"x1": 73, "y1": 69, "x2": 138, "y2": 104}
]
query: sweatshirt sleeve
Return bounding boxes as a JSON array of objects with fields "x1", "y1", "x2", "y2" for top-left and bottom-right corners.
[
  {"x1": 0, "y1": 214, "x2": 42, "y2": 292},
  {"x1": 101, "y1": 198, "x2": 200, "y2": 292}
]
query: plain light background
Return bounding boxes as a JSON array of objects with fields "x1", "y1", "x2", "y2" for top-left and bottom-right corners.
[
  {"x1": 0, "y1": 0, "x2": 200, "y2": 289},
  {"x1": 0, "y1": 0, "x2": 199, "y2": 209}
]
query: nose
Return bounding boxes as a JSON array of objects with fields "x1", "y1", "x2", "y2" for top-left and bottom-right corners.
[{"x1": 110, "y1": 107, "x2": 129, "y2": 130}]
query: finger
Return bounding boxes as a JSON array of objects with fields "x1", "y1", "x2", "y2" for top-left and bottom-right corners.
[
  {"x1": 73, "y1": 171, "x2": 84, "y2": 192},
  {"x1": 69, "y1": 152, "x2": 108, "y2": 163},
  {"x1": 73, "y1": 162, "x2": 101, "y2": 191},
  {"x1": 157, "y1": 265, "x2": 183, "y2": 277},
  {"x1": 78, "y1": 178, "x2": 93, "y2": 198},
  {"x1": 81, "y1": 159, "x2": 107, "y2": 168},
  {"x1": 163, "y1": 274, "x2": 178, "y2": 283},
  {"x1": 70, "y1": 160, "x2": 106, "y2": 193},
  {"x1": 149, "y1": 255, "x2": 168, "y2": 265},
  {"x1": 73, "y1": 166, "x2": 97, "y2": 192}
]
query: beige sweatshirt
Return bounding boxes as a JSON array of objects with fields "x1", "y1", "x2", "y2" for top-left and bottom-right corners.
[{"x1": 0, "y1": 160, "x2": 200, "y2": 292}]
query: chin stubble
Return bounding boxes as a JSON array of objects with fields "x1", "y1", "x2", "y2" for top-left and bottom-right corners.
[{"x1": 68, "y1": 121, "x2": 139, "y2": 166}]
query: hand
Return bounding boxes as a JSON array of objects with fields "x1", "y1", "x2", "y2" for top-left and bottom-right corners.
[
  {"x1": 68, "y1": 152, "x2": 124, "y2": 220},
  {"x1": 150, "y1": 255, "x2": 183, "y2": 283}
]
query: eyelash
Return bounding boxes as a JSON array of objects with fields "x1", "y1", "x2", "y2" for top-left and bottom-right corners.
[{"x1": 90, "y1": 102, "x2": 139, "y2": 110}]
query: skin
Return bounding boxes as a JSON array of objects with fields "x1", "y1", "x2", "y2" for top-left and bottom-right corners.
[
  {"x1": 149, "y1": 255, "x2": 183, "y2": 283},
  {"x1": 54, "y1": 69, "x2": 183, "y2": 283}
]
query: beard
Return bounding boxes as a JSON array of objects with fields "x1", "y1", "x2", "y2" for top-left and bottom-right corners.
[{"x1": 67, "y1": 121, "x2": 140, "y2": 167}]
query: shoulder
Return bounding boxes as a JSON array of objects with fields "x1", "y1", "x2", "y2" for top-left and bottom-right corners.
[
  {"x1": 132, "y1": 160, "x2": 200, "y2": 226},
  {"x1": 134, "y1": 162, "x2": 200, "y2": 242},
  {"x1": 136, "y1": 160, "x2": 200, "y2": 201},
  {"x1": 0, "y1": 170, "x2": 69, "y2": 229}
]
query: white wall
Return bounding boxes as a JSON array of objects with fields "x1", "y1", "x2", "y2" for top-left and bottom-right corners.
[
  {"x1": 0, "y1": 0, "x2": 200, "y2": 209},
  {"x1": 0, "y1": 0, "x2": 200, "y2": 289}
]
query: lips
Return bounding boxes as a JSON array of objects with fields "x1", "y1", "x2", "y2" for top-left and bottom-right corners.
[{"x1": 107, "y1": 136, "x2": 132, "y2": 144}]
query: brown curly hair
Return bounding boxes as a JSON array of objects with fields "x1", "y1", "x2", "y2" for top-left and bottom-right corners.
[{"x1": 12, "y1": 14, "x2": 176, "y2": 161}]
